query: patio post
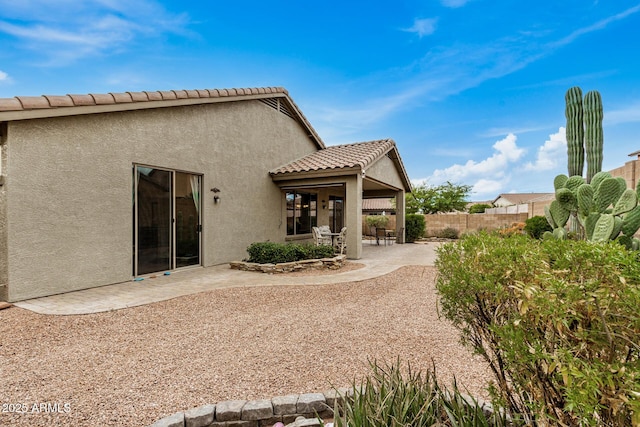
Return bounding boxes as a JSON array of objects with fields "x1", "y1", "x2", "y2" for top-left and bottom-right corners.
[
  {"x1": 345, "y1": 175, "x2": 363, "y2": 259},
  {"x1": 396, "y1": 189, "x2": 405, "y2": 243}
]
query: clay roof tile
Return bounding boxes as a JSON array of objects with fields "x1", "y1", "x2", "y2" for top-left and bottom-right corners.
[
  {"x1": 0, "y1": 98, "x2": 24, "y2": 111},
  {"x1": 185, "y1": 90, "x2": 199, "y2": 98},
  {"x1": 15, "y1": 96, "x2": 51, "y2": 109},
  {"x1": 90, "y1": 93, "x2": 116, "y2": 105},
  {"x1": 68, "y1": 94, "x2": 96, "y2": 106},
  {"x1": 196, "y1": 89, "x2": 210, "y2": 98},
  {"x1": 43, "y1": 95, "x2": 74, "y2": 108},
  {"x1": 172, "y1": 90, "x2": 189, "y2": 99},
  {"x1": 159, "y1": 91, "x2": 177, "y2": 100},
  {"x1": 111, "y1": 92, "x2": 133, "y2": 103},
  {"x1": 127, "y1": 92, "x2": 148, "y2": 102},
  {"x1": 144, "y1": 91, "x2": 162, "y2": 101}
]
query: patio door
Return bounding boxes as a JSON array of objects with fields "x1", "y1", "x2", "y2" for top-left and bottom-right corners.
[
  {"x1": 329, "y1": 196, "x2": 344, "y2": 232},
  {"x1": 133, "y1": 166, "x2": 201, "y2": 276}
]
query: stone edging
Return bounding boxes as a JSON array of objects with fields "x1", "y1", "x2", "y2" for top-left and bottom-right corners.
[
  {"x1": 149, "y1": 389, "x2": 349, "y2": 427},
  {"x1": 229, "y1": 255, "x2": 346, "y2": 274}
]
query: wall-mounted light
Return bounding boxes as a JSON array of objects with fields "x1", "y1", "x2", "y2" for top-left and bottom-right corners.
[
  {"x1": 211, "y1": 187, "x2": 221, "y2": 203},
  {"x1": 322, "y1": 199, "x2": 326, "y2": 209}
]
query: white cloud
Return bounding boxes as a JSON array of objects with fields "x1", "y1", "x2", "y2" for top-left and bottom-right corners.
[
  {"x1": 421, "y1": 133, "x2": 525, "y2": 199},
  {"x1": 605, "y1": 104, "x2": 640, "y2": 125},
  {"x1": 551, "y1": 4, "x2": 640, "y2": 48},
  {"x1": 429, "y1": 133, "x2": 525, "y2": 183},
  {"x1": 525, "y1": 127, "x2": 566, "y2": 171},
  {"x1": 403, "y1": 18, "x2": 438, "y2": 38},
  {"x1": 0, "y1": 0, "x2": 191, "y2": 65},
  {"x1": 441, "y1": 0, "x2": 470, "y2": 8},
  {"x1": 472, "y1": 179, "x2": 504, "y2": 198},
  {"x1": 0, "y1": 70, "x2": 8, "y2": 81}
]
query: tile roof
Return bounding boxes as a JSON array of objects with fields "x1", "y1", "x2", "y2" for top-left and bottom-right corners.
[
  {"x1": 493, "y1": 193, "x2": 555, "y2": 205},
  {"x1": 362, "y1": 198, "x2": 395, "y2": 211},
  {"x1": 0, "y1": 87, "x2": 287, "y2": 112},
  {"x1": 0, "y1": 86, "x2": 324, "y2": 149},
  {"x1": 270, "y1": 139, "x2": 396, "y2": 175}
]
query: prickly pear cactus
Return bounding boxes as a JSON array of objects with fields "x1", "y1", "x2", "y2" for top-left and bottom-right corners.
[
  {"x1": 545, "y1": 88, "x2": 640, "y2": 248},
  {"x1": 590, "y1": 171, "x2": 612, "y2": 191},
  {"x1": 612, "y1": 189, "x2": 638, "y2": 216},
  {"x1": 622, "y1": 205, "x2": 640, "y2": 236},
  {"x1": 592, "y1": 214, "x2": 615, "y2": 242},
  {"x1": 549, "y1": 200, "x2": 570, "y2": 229},
  {"x1": 577, "y1": 184, "x2": 594, "y2": 214}
]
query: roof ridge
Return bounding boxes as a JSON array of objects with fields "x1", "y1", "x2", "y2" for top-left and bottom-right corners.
[{"x1": 0, "y1": 86, "x2": 289, "y2": 112}]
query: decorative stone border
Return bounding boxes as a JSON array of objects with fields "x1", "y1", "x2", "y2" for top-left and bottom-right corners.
[
  {"x1": 148, "y1": 389, "x2": 350, "y2": 427},
  {"x1": 229, "y1": 255, "x2": 346, "y2": 274}
]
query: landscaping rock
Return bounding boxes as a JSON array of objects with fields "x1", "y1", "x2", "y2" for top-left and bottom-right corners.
[
  {"x1": 272, "y1": 395, "x2": 298, "y2": 415},
  {"x1": 296, "y1": 393, "x2": 327, "y2": 414},
  {"x1": 242, "y1": 399, "x2": 273, "y2": 421},
  {"x1": 215, "y1": 400, "x2": 246, "y2": 421},
  {"x1": 150, "y1": 412, "x2": 184, "y2": 427},
  {"x1": 184, "y1": 404, "x2": 215, "y2": 427}
]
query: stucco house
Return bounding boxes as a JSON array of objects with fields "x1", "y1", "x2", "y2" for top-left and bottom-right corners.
[{"x1": 0, "y1": 86, "x2": 410, "y2": 302}]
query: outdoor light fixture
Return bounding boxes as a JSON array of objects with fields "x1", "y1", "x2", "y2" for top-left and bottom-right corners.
[
  {"x1": 322, "y1": 199, "x2": 326, "y2": 209},
  {"x1": 211, "y1": 187, "x2": 221, "y2": 203}
]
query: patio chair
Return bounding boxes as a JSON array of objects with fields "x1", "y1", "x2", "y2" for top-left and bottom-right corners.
[
  {"x1": 312, "y1": 226, "x2": 332, "y2": 246},
  {"x1": 385, "y1": 227, "x2": 404, "y2": 245},
  {"x1": 375, "y1": 227, "x2": 388, "y2": 246},
  {"x1": 335, "y1": 227, "x2": 347, "y2": 254}
]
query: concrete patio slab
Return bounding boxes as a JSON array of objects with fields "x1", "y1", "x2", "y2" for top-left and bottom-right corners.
[{"x1": 14, "y1": 242, "x2": 441, "y2": 315}]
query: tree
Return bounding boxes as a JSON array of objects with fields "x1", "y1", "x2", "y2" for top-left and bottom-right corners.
[
  {"x1": 468, "y1": 203, "x2": 492, "y2": 214},
  {"x1": 406, "y1": 181, "x2": 472, "y2": 214}
]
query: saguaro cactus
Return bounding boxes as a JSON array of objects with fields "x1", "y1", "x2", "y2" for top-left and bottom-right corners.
[
  {"x1": 584, "y1": 90, "x2": 604, "y2": 183},
  {"x1": 565, "y1": 86, "x2": 584, "y2": 177},
  {"x1": 546, "y1": 88, "x2": 640, "y2": 247}
]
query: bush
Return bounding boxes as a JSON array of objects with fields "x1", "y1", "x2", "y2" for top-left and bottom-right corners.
[
  {"x1": 438, "y1": 227, "x2": 459, "y2": 239},
  {"x1": 435, "y1": 233, "x2": 640, "y2": 426},
  {"x1": 333, "y1": 358, "x2": 510, "y2": 427},
  {"x1": 246, "y1": 242, "x2": 335, "y2": 264},
  {"x1": 524, "y1": 215, "x2": 553, "y2": 239},
  {"x1": 365, "y1": 215, "x2": 390, "y2": 229},
  {"x1": 405, "y1": 214, "x2": 425, "y2": 242},
  {"x1": 468, "y1": 203, "x2": 492, "y2": 214}
]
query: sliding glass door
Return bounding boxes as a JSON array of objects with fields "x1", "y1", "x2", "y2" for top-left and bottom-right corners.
[{"x1": 133, "y1": 166, "x2": 201, "y2": 276}]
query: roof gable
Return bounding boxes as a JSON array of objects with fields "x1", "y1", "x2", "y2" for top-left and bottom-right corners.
[
  {"x1": 270, "y1": 138, "x2": 412, "y2": 191},
  {"x1": 492, "y1": 192, "x2": 555, "y2": 205},
  {"x1": 0, "y1": 86, "x2": 325, "y2": 149}
]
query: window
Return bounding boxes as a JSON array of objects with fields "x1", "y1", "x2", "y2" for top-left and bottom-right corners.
[{"x1": 286, "y1": 191, "x2": 317, "y2": 235}]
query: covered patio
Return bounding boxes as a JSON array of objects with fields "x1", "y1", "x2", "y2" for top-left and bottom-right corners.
[{"x1": 269, "y1": 139, "x2": 412, "y2": 259}]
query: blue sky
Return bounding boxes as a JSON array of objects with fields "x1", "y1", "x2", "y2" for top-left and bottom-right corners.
[{"x1": 1, "y1": 1, "x2": 640, "y2": 200}]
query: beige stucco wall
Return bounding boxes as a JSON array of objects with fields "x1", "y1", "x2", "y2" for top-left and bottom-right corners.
[
  {"x1": 365, "y1": 154, "x2": 404, "y2": 190},
  {"x1": 4, "y1": 100, "x2": 318, "y2": 301},
  {"x1": 609, "y1": 158, "x2": 640, "y2": 190}
]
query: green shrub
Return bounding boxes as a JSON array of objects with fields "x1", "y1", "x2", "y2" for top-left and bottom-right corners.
[
  {"x1": 365, "y1": 215, "x2": 390, "y2": 229},
  {"x1": 405, "y1": 214, "x2": 425, "y2": 242},
  {"x1": 246, "y1": 242, "x2": 335, "y2": 264},
  {"x1": 435, "y1": 232, "x2": 640, "y2": 426},
  {"x1": 524, "y1": 215, "x2": 553, "y2": 239},
  {"x1": 438, "y1": 227, "x2": 459, "y2": 239},
  {"x1": 333, "y1": 358, "x2": 511, "y2": 427},
  {"x1": 469, "y1": 203, "x2": 492, "y2": 214}
]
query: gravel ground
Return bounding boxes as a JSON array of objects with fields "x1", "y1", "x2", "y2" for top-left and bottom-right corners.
[{"x1": 0, "y1": 266, "x2": 491, "y2": 427}]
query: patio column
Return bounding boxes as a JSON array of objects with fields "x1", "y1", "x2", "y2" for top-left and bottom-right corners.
[
  {"x1": 396, "y1": 189, "x2": 405, "y2": 244},
  {"x1": 345, "y1": 174, "x2": 362, "y2": 259}
]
